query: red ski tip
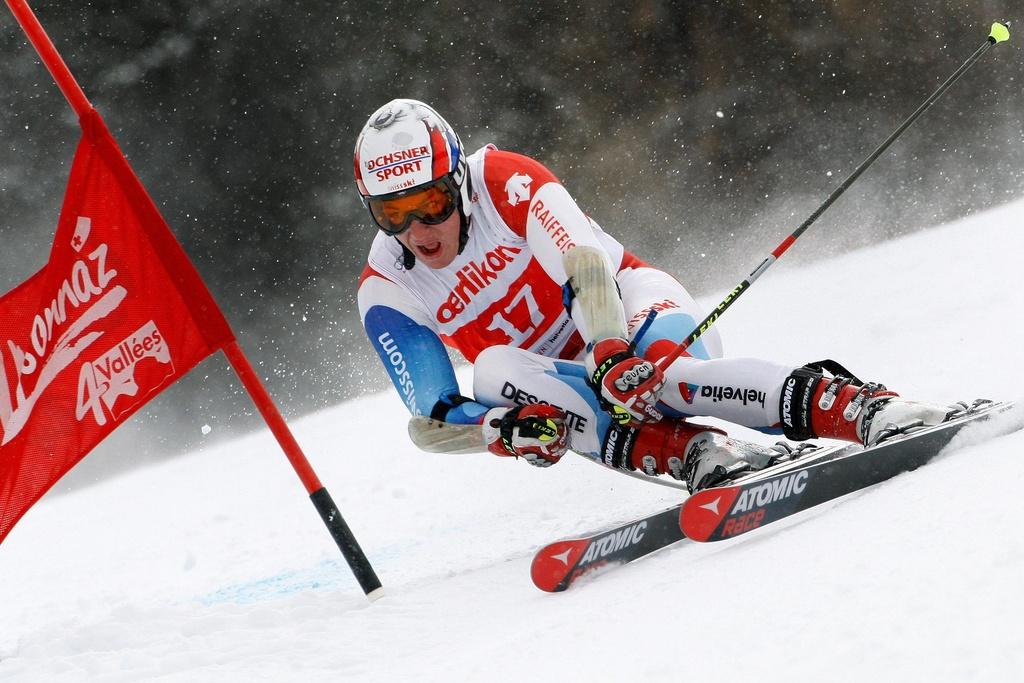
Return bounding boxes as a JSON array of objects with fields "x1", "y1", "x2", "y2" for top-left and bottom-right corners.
[
  {"x1": 680, "y1": 487, "x2": 741, "y2": 542},
  {"x1": 530, "y1": 539, "x2": 588, "y2": 592}
]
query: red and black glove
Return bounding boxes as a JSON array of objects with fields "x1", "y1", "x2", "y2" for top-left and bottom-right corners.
[
  {"x1": 482, "y1": 404, "x2": 569, "y2": 467},
  {"x1": 585, "y1": 337, "x2": 665, "y2": 424}
]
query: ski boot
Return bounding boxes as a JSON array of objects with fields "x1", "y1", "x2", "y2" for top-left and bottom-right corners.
[
  {"x1": 601, "y1": 418, "x2": 788, "y2": 493},
  {"x1": 780, "y1": 360, "x2": 966, "y2": 446}
]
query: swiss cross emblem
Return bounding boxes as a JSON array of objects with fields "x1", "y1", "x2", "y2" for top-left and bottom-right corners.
[{"x1": 71, "y1": 216, "x2": 91, "y2": 252}]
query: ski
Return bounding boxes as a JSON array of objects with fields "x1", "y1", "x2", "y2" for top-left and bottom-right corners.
[
  {"x1": 530, "y1": 504, "x2": 688, "y2": 592},
  {"x1": 681, "y1": 401, "x2": 1021, "y2": 543},
  {"x1": 532, "y1": 402, "x2": 1020, "y2": 590},
  {"x1": 528, "y1": 442, "x2": 853, "y2": 592}
]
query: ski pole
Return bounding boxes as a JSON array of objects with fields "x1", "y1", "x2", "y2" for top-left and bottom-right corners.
[{"x1": 657, "y1": 22, "x2": 1010, "y2": 372}]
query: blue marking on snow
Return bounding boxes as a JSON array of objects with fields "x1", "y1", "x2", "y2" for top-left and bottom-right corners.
[
  {"x1": 199, "y1": 541, "x2": 420, "y2": 605},
  {"x1": 199, "y1": 559, "x2": 353, "y2": 606}
]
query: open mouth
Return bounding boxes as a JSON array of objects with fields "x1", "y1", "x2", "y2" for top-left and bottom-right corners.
[{"x1": 414, "y1": 241, "x2": 442, "y2": 258}]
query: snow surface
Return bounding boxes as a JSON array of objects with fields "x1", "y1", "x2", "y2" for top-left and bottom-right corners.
[{"x1": 3, "y1": 199, "x2": 1024, "y2": 682}]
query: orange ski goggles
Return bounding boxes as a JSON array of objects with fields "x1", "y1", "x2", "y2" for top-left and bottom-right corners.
[{"x1": 366, "y1": 177, "x2": 459, "y2": 236}]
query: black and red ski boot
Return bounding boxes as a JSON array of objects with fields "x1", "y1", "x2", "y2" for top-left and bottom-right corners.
[
  {"x1": 601, "y1": 418, "x2": 783, "y2": 492},
  {"x1": 780, "y1": 360, "x2": 956, "y2": 446}
]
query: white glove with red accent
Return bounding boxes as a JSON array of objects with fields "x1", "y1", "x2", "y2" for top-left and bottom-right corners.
[
  {"x1": 482, "y1": 404, "x2": 569, "y2": 467},
  {"x1": 585, "y1": 337, "x2": 665, "y2": 424}
]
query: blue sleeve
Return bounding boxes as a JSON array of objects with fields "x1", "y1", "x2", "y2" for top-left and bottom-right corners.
[{"x1": 363, "y1": 304, "x2": 490, "y2": 425}]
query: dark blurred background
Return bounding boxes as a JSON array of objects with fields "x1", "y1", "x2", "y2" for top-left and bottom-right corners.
[{"x1": 1, "y1": 1, "x2": 1021, "y2": 486}]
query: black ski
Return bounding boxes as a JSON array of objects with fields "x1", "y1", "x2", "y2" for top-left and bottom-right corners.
[
  {"x1": 529, "y1": 442, "x2": 852, "y2": 591},
  {"x1": 531, "y1": 504, "x2": 688, "y2": 592},
  {"x1": 532, "y1": 401, "x2": 1020, "y2": 591},
  {"x1": 681, "y1": 401, "x2": 1020, "y2": 542}
]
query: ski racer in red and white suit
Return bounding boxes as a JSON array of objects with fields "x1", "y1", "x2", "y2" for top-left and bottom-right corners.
[{"x1": 355, "y1": 99, "x2": 954, "y2": 492}]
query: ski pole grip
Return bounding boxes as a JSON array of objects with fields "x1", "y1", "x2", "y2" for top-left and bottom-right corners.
[{"x1": 989, "y1": 22, "x2": 1010, "y2": 44}]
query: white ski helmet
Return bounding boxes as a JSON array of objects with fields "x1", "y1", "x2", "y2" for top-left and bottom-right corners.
[{"x1": 353, "y1": 99, "x2": 471, "y2": 240}]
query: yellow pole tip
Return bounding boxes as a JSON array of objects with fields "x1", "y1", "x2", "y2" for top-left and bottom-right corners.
[{"x1": 990, "y1": 22, "x2": 1010, "y2": 44}]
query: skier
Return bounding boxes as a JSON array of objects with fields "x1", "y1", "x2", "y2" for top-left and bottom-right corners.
[{"x1": 355, "y1": 98, "x2": 955, "y2": 492}]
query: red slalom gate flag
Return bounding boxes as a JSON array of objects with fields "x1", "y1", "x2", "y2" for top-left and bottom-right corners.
[
  {"x1": 0, "y1": 109, "x2": 234, "y2": 543},
  {"x1": 3, "y1": 0, "x2": 380, "y2": 598}
]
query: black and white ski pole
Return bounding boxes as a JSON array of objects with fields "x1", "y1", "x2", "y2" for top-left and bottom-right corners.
[{"x1": 658, "y1": 22, "x2": 1010, "y2": 372}]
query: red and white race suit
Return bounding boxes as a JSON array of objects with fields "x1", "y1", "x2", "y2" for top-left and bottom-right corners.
[{"x1": 358, "y1": 145, "x2": 793, "y2": 458}]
